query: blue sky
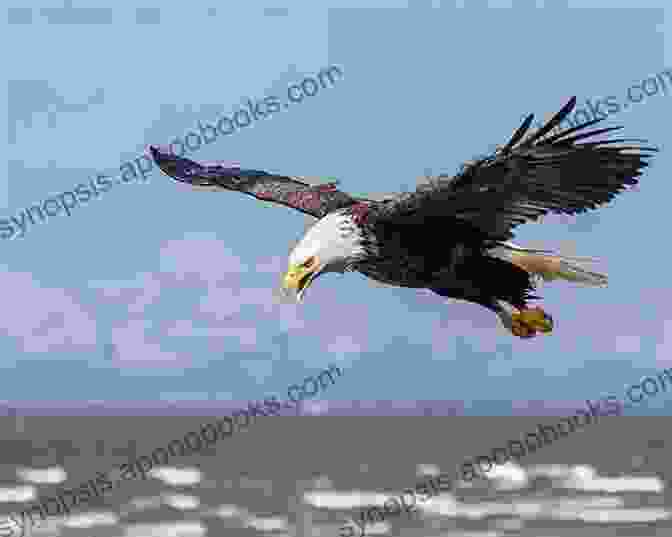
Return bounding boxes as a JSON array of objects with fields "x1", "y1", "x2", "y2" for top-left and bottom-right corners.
[{"x1": 2, "y1": 1, "x2": 671, "y2": 413}]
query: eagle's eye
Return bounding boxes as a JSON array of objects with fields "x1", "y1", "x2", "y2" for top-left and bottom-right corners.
[{"x1": 302, "y1": 256, "x2": 316, "y2": 268}]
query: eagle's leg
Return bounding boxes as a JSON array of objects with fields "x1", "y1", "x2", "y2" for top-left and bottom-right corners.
[
  {"x1": 493, "y1": 300, "x2": 553, "y2": 338},
  {"x1": 430, "y1": 271, "x2": 553, "y2": 338}
]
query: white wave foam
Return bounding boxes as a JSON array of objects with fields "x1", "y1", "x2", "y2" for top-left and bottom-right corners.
[
  {"x1": 0, "y1": 485, "x2": 36, "y2": 503},
  {"x1": 559, "y1": 465, "x2": 665, "y2": 493},
  {"x1": 148, "y1": 467, "x2": 202, "y2": 486},
  {"x1": 418, "y1": 493, "x2": 671, "y2": 523},
  {"x1": 420, "y1": 495, "x2": 624, "y2": 518},
  {"x1": 438, "y1": 530, "x2": 508, "y2": 537},
  {"x1": 161, "y1": 494, "x2": 200, "y2": 510},
  {"x1": 122, "y1": 521, "x2": 205, "y2": 537},
  {"x1": 355, "y1": 520, "x2": 391, "y2": 535},
  {"x1": 15, "y1": 466, "x2": 66, "y2": 484},
  {"x1": 572, "y1": 508, "x2": 671, "y2": 524},
  {"x1": 243, "y1": 516, "x2": 288, "y2": 531},
  {"x1": 127, "y1": 496, "x2": 163, "y2": 511},
  {"x1": 303, "y1": 490, "x2": 393, "y2": 509},
  {"x1": 481, "y1": 462, "x2": 529, "y2": 490},
  {"x1": 209, "y1": 504, "x2": 245, "y2": 518},
  {"x1": 416, "y1": 463, "x2": 441, "y2": 477},
  {"x1": 63, "y1": 511, "x2": 119, "y2": 528},
  {"x1": 527, "y1": 464, "x2": 573, "y2": 479}
]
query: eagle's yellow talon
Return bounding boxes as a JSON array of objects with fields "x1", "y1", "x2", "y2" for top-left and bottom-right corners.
[
  {"x1": 509, "y1": 307, "x2": 553, "y2": 338},
  {"x1": 522, "y1": 307, "x2": 554, "y2": 333}
]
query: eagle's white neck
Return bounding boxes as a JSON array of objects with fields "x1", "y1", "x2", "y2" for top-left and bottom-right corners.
[{"x1": 289, "y1": 210, "x2": 366, "y2": 270}]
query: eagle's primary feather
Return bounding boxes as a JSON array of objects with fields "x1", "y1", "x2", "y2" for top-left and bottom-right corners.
[
  {"x1": 150, "y1": 97, "x2": 657, "y2": 338},
  {"x1": 375, "y1": 96, "x2": 656, "y2": 242}
]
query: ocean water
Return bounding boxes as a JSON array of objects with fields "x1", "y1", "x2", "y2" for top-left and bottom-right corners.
[{"x1": 0, "y1": 411, "x2": 669, "y2": 536}]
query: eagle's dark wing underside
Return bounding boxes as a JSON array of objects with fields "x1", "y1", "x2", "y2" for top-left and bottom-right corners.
[
  {"x1": 375, "y1": 96, "x2": 658, "y2": 242},
  {"x1": 149, "y1": 145, "x2": 359, "y2": 219}
]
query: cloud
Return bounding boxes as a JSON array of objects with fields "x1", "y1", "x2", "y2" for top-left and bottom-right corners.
[
  {"x1": 158, "y1": 232, "x2": 248, "y2": 284},
  {"x1": 128, "y1": 273, "x2": 162, "y2": 314},
  {"x1": 614, "y1": 335, "x2": 642, "y2": 354},
  {"x1": 551, "y1": 288, "x2": 670, "y2": 356},
  {"x1": 0, "y1": 266, "x2": 97, "y2": 355},
  {"x1": 429, "y1": 299, "x2": 505, "y2": 355},
  {"x1": 90, "y1": 236, "x2": 376, "y2": 369},
  {"x1": 326, "y1": 335, "x2": 364, "y2": 356},
  {"x1": 198, "y1": 286, "x2": 246, "y2": 320},
  {"x1": 82, "y1": 231, "x2": 672, "y2": 376},
  {"x1": 655, "y1": 319, "x2": 672, "y2": 367},
  {"x1": 110, "y1": 319, "x2": 189, "y2": 368},
  {"x1": 89, "y1": 271, "x2": 162, "y2": 314},
  {"x1": 254, "y1": 255, "x2": 286, "y2": 274},
  {"x1": 203, "y1": 324, "x2": 260, "y2": 353}
]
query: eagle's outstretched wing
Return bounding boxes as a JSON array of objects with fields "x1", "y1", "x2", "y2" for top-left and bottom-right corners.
[
  {"x1": 149, "y1": 145, "x2": 359, "y2": 219},
  {"x1": 376, "y1": 97, "x2": 658, "y2": 241}
]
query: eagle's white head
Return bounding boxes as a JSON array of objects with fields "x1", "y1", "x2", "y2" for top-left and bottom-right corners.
[{"x1": 281, "y1": 210, "x2": 367, "y2": 302}]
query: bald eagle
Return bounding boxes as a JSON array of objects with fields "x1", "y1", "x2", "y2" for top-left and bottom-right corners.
[{"x1": 150, "y1": 97, "x2": 657, "y2": 338}]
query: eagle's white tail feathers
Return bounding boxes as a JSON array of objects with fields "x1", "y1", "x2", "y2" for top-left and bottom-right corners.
[
  {"x1": 545, "y1": 258, "x2": 608, "y2": 286},
  {"x1": 490, "y1": 243, "x2": 608, "y2": 287}
]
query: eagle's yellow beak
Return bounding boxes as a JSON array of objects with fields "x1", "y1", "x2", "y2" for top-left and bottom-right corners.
[{"x1": 282, "y1": 256, "x2": 319, "y2": 302}]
